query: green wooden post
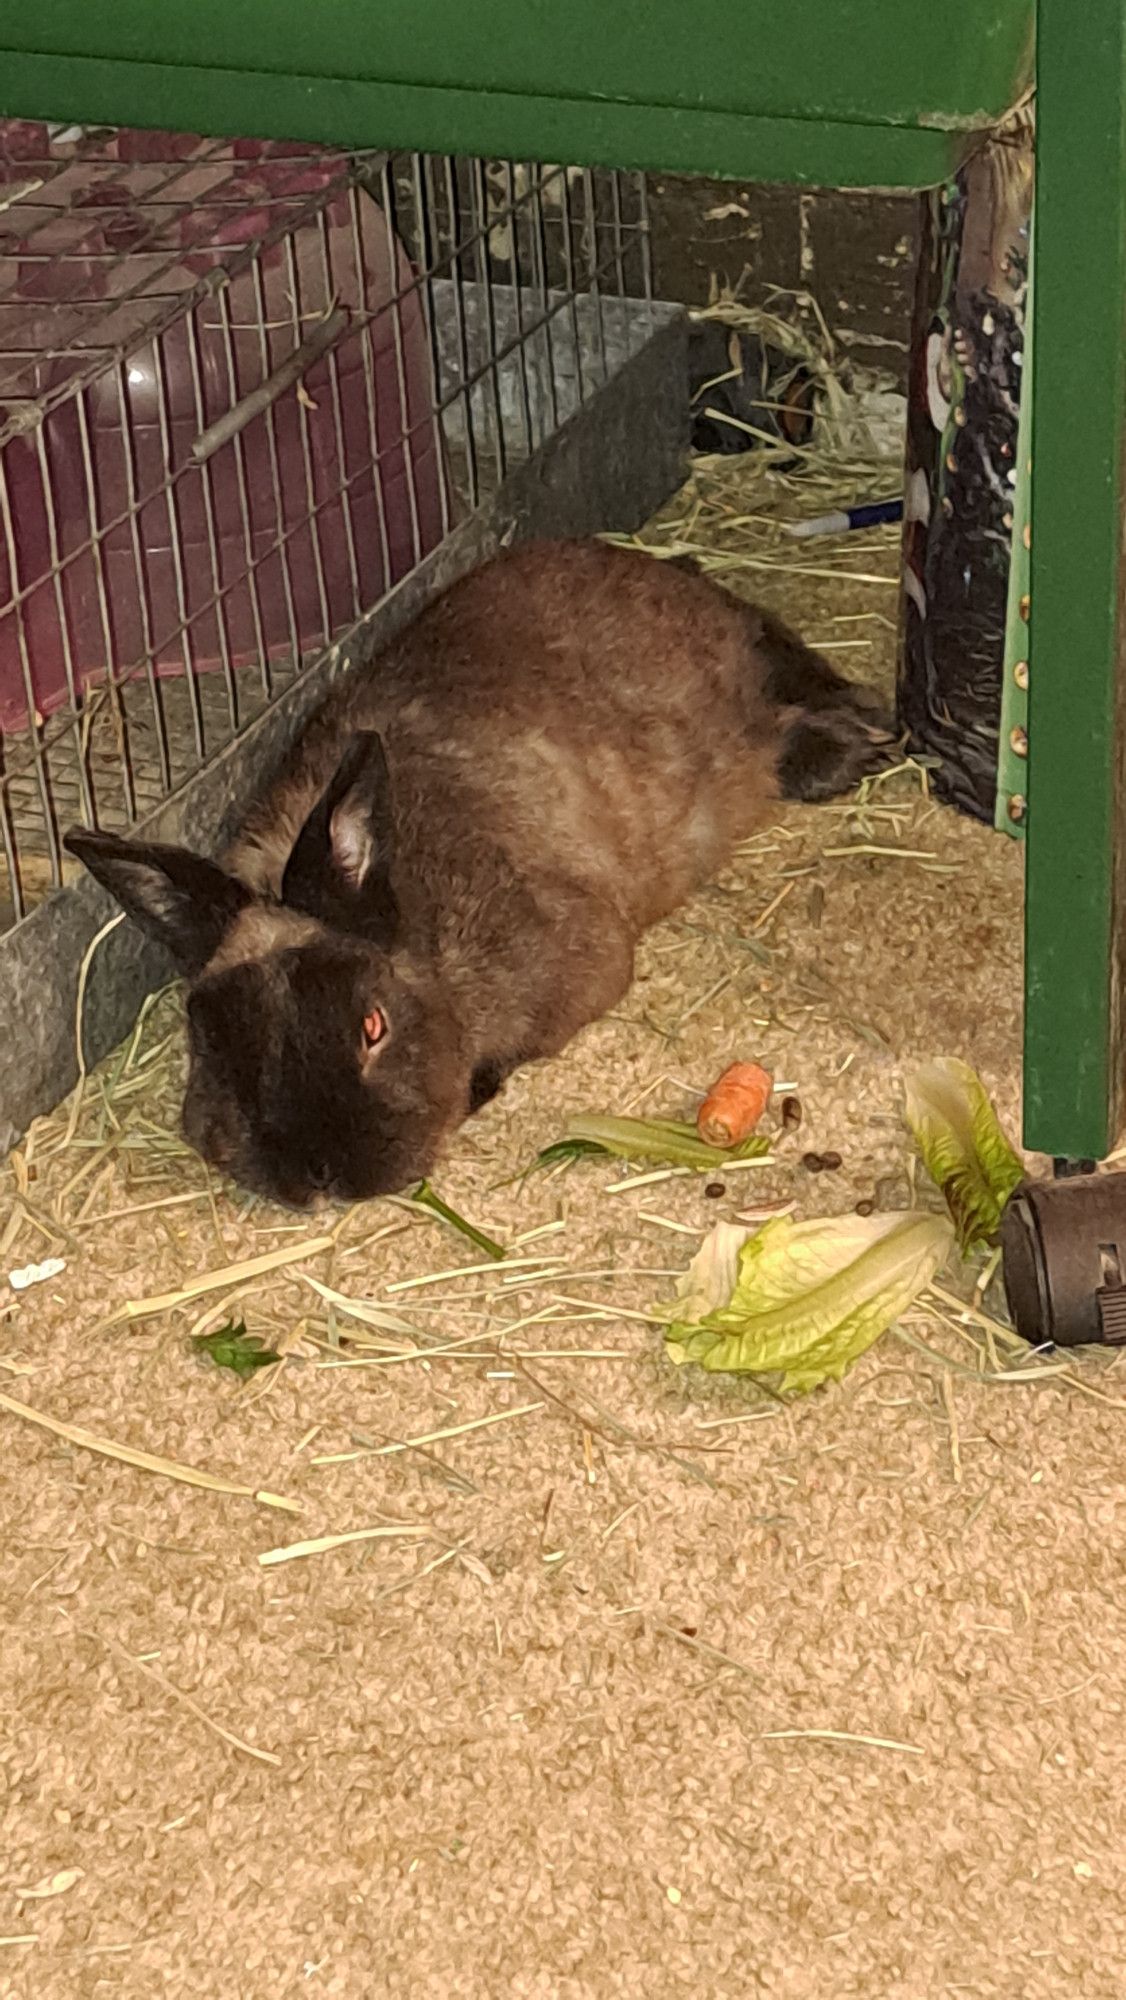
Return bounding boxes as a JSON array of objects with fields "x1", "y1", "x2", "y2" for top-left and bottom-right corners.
[{"x1": 1024, "y1": 0, "x2": 1126, "y2": 1161}]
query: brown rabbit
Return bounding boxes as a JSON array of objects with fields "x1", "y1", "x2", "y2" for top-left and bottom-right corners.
[{"x1": 66, "y1": 539, "x2": 892, "y2": 1207}]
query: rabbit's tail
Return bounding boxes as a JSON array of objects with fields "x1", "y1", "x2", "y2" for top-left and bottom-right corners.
[{"x1": 754, "y1": 607, "x2": 900, "y2": 803}]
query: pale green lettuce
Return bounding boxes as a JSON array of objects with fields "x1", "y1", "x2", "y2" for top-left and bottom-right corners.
[
  {"x1": 661, "y1": 1210, "x2": 953, "y2": 1394},
  {"x1": 904, "y1": 1057, "x2": 1024, "y2": 1253},
  {"x1": 536, "y1": 1113, "x2": 771, "y2": 1173}
]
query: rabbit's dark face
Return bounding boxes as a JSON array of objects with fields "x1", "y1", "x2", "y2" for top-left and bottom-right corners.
[
  {"x1": 181, "y1": 930, "x2": 466, "y2": 1206},
  {"x1": 65, "y1": 732, "x2": 469, "y2": 1208}
]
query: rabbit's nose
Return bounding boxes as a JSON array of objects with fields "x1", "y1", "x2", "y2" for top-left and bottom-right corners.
[{"x1": 306, "y1": 1160, "x2": 345, "y2": 1208}]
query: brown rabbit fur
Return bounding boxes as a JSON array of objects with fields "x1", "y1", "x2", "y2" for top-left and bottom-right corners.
[{"x1": 66, "y1": 539, "x2": 892, "y2": 1207}]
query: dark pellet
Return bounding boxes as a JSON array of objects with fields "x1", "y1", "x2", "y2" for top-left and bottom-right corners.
[
  {"x1": 855, "y1": 1198, "x2": 875, "y2": 1217},
  {"x1": 820, "y1": 1151, "x2": 843, "y2": 1172},
  {"x1": 704, "y1": 1181, "x2": 727, "y2": 1199},
  {"x1": 802, "y1": 1151, "x2": 825, "y2": 1173},
  {"x1": 781, "y1": 1095, "x2": 803, "y2": 1133}
]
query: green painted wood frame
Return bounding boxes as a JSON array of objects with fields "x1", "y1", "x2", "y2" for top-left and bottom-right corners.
[
  {"x1": 1023, "y1": 0, "x2": 1126, "y2": 1161},
  {"x1": 0, "y1": 4, "x2": 1033, "y2": 187},
  {"x1": 2, "y1": 1, "x2": 1121, "y2": 1161}
]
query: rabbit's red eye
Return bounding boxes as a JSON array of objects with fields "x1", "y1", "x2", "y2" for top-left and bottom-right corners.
[{"x1": 362, "y1": 1007, "x2": 386, "y2": 1051}]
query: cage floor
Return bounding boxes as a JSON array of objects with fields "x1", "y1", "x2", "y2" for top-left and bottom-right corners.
[{"x1": 6, "y1": 464, "x2": 1122, "y2": 2000}]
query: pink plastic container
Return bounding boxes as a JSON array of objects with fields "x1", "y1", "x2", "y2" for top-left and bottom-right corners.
[{"x1": 0, "y1": 126, "x2": 447, "y2": 734}]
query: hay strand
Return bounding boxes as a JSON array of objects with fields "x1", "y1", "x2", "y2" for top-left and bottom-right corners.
[
  {"x1": 58, "y1": 913, "x2": 124, "y2": 1151},
  {"x1": 311, "y1": 1400, "x2": 544, "y2": 1465},
  {"x1": 0, "y1": 1386, "x2": 301, "y2": 1513},
  {"x1": 761, "y1": 1727, "x2": 924, "y2": 1757},
  {"x1": 68, "y1": 1613, "x2": 281, "y2": 1766},
  {"x1": 110, "y1": 1235, "x2": 335, "y2": 1323},
  {"x1": 258, "y1": 1522, "x2": 432, "y2": 1567}
]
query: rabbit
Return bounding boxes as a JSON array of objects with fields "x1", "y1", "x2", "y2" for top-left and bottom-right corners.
[{"x1": 65, "y1": 538, "x2": 893, "y2": 1208}]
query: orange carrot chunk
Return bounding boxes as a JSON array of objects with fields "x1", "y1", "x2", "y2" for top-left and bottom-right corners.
[{"x1": 697, "y1": 1062, "x2": 773, "y2": 1149}]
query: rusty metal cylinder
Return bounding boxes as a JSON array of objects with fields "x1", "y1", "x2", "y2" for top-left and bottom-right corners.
[{"x1": 1001, "y1": 1174, "x2": 1126, "y2": 1347}]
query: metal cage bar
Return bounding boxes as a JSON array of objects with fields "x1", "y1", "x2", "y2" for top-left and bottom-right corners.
[{"x1": 0, "y1": 127, "x2": 656, "y2": 934}]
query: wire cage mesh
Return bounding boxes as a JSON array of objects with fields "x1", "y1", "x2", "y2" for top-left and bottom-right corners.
[{"x1": 0, "y1": 121, "x2": 657, "y2": 933}]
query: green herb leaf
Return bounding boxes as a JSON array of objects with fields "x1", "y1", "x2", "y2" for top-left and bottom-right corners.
[
  {"x1": 904, "y1": 1057, "x2": 1024, "y2": 1253},
  {"x1": 193, "y1": 1320, "x2": 281, "y2": 1381},
  {"x1": 660, "y1": 1210, "x2": 953, "y2": 1393},
  {"x1": 533, "y1": 1137, "x2": 613, "y2": 1170},
  {"x1": 538, "y1": 1113, "x2": 771, "y2": 1174},
  {"x1": 407, "y1": 1181, "x2": 506, "y2": 1261}
]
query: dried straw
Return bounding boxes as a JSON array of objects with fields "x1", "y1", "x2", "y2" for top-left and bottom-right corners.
[
  {"x1": 311, "y1": 1401, "x2": 544, "y2": 1466},
  {"x1": 110, "y1": 1235, "x2": 334, "y2": 1323},
  {"x1": 258, "y1": 1523, "x2": 432, "y2": 1567},
  {"x1": 0, "y1": 1386, "x2": 301, "y2": 1513},
  {"x1": 761, "y1": 1728, "x2": 924, "y2": 1756},
  {"x1": 66, "y1": 1611, "x2": 281, "y2": 1766}
]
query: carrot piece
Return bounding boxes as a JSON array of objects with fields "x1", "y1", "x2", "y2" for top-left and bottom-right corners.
[{"x1": 697, "y1": 1062, "x2": 773, "y2": 1149}]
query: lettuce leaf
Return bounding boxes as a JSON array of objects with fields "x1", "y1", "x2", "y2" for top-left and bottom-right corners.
[
  {"x1": 537, "y1": 1113, "x2": 771, "y2": 1173},
  {"x1": 904, "y1": 1057, "x2": 1024, "y2": 1253},
  {"x1": 661, "y1": 1210, "x2": 953, "y2": 1394},
  {"x1": 667, "y1": 1220, "x2": 755, "y2": 1323}
]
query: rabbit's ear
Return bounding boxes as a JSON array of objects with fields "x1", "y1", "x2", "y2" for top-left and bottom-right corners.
[
  {"x1": 282, "y1": 732, "x2": 398, "y2": 941},
  {"x1": 64, "y1": 829, "x2": 251, "y2": 976}
]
